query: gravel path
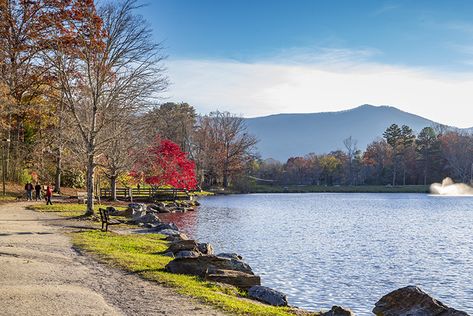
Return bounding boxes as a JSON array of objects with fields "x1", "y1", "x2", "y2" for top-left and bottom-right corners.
[{"x1": 0, "y1": 202, "x2": 225, "y2": 316}]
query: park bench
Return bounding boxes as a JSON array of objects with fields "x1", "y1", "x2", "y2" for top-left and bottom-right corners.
[{"x1": 98, "y1": 208, "x2": 123, "y2": 232}]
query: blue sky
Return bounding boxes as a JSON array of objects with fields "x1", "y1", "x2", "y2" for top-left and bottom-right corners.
[{"x1": 137, "y1": 1, "x2": 473, "y2": 127}]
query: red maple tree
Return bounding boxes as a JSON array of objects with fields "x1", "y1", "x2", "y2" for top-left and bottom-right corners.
[{"x1": 134, "y1": 138, "x2": 197, "y2": 189}]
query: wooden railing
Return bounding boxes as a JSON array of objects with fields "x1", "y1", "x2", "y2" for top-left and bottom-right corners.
[{"x1": 99, "y1": 187, "x2": 192, "y2": 201}]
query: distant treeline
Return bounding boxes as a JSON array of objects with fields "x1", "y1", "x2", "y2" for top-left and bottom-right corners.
[{"x1": 249, "y1": 124, "x2": 473, "y2": 187}]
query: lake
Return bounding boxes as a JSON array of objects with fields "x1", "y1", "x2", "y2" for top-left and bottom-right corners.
[{"x1": 160, "y1": 193, "x2": 473, "y2": 315}]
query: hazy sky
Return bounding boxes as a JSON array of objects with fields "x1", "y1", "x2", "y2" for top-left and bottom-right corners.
[{"x1": 137, "y1": 0, "x2": 473, "y2": 127}]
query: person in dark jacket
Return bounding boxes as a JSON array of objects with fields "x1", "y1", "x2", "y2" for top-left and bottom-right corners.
[
  {"x1": 34, "y1": 183, "x2": 42, "y2": 201},
  {"x1": 25, "y1": 182, "x2": 33, "y2": 201}
]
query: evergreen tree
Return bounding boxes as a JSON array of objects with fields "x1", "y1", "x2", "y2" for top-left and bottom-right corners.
[{"x1": 383, "y1": 124, "x2": 402, "y2": 185}]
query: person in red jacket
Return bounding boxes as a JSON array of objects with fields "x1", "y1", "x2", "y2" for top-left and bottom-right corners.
[{"x1": 45, "y1": 185, "x2": 53, "y2": 205}]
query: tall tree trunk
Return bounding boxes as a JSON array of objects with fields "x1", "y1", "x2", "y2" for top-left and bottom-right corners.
[
  {"x1": 13, "y1": 123, "x2": 20, "y2": 181},
  {"x1": 5, "y1": 113, "x2": 11, "y2": 181},
  {"x1": 85, "y1": 152, "x2": 95, "y2": 216},
  {"x1": 54, "y1": 147, "x2": 62, "y2": 193},
  {"x1": 54, "y1": 99, "x2": 64, "y2": 193},
  {"x1": 110, "y1": 175, "x2": 117, "y2": 201},
  {"x1": 222, "y1": 165, "x2": 229, "y2": 188}
]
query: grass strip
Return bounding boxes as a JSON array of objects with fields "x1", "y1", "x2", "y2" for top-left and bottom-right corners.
[
  {"x1": 28, "y1": 203, "x2": 126, "y2": 217},
  {"x1": 72, "y1": 230, "x2": 317, "y2": 316}
]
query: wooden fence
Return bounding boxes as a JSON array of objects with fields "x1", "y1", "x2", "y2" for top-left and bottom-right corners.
[{"x1": 99, "y1": 187, "x2": 192, "y2": 202}]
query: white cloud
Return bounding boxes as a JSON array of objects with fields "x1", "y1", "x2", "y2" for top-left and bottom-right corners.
[{"x1": 164, "y1": 54, "x2": 473, "y2": 128}]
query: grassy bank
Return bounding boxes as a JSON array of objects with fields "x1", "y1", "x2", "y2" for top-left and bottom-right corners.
[
  {"x1": 247, "y1": 184, "x2": 430, "y2": 194},
  {"x1": 28, "y1": 203, "x2": 127, "y2": 217},
  {"x1": 72, "y1": 231, "x2": 316, "y2": 316}
]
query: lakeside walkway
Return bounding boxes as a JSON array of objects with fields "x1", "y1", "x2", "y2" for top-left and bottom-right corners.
[{"x1": 0, "y1": 202, "x2": 224, "y2": 316}]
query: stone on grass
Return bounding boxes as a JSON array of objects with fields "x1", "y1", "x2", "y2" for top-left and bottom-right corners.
[
  {"x1": 128, "y1": 203, "x2": 145, "y2": 209},
  {"x1": 163, "y1": 252, "x2": 174, "y2": 258},
  {"x1": 373, "y1": 286, "x2": 468, "y2": 316},
  {"x1": 197, "y1": 243, "x2": 214, "y2": 255},
  {"x1": 124, "y1": 203, "x2": 145, "y2": 217},
  {"x1": 248, "y1": 285, "x2": 288, "y2": 307},
  {"x1": 175, "y1": 250, "x2": 200, "y2": 258},
  {"x1": 165, "y1": 240, "x2": 199, "y2": 255},
  {"x1": 105, "y1": 206, "x2": 120, "y2": 215},
  {"x1": 164, "y1": 233, "x2": 189, "y2": 242},
  {"x1": 132, "y1": 208, "x2": 146, "y2": 221},
  {"x1": 154, "y1": 222, "x2": 179, "y2": 232},
  {"x1": 322, "y1": 306, "x2": 355, "y2": 316},
  {"x1": 205, "y1": 269, "x2": 260, "y2": 290},
  {"x1": 146, "y1": 204, "x2": 160, "y2": 212},
  {"x1": 144, "y1": 223, "x2": 158, "y2": 228},
  {"x1": 136, "y1": 213, "x2": 161, "y2": 224},
  {"x1": 157, "y1": 229, "x2": 181, "y2": 237},
  {"x1": 157, "y1": 206, "x2": 172, "y2": 213},
  {"x1": 165, "y1": 255, "x2": 254, "y2": 277}
]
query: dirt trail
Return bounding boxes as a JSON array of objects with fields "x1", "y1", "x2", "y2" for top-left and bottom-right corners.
[{"x1": 0, "y1": 202, "x2": 225, "y2": 316}]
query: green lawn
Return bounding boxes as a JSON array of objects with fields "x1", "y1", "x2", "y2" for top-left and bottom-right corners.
[
  {"x1": 72, "y1": 231, "x2": 317, "y2": 316},
  {"x1": 0, "y1": 194, "x2": 16, "y2": 202},
  {"x1": 28, "y1": 203, "x2": 127, "y2": 217}
]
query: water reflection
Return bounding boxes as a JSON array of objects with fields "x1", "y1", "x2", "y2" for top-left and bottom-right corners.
[
  {"x1": 159, "y1": 211, "x2": 198, "y2": 236},
  {"x1": 165, "y1": 193, "x2": 473, "y2": 315}
]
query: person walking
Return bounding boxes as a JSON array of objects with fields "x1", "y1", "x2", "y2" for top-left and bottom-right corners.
[
  {"x1": 45, "y1": 185, "x2": 53, "y2": 205},
  {"x1": 34, "y1": 183, "x2": 42, "y2": 201},
  {"x1": 25, "y1": 182, "x2": 33, "y2": 201}
]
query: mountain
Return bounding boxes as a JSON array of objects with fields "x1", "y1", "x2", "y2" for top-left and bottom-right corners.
[{"x1": 244, "y1": 104, "x2": 471, "y2": 161}]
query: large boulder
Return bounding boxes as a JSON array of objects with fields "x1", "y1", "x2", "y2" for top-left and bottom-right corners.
[
  {"x1": 105, "y1": 206, "x2": 120, "y2": 215},
  {"x1": 197, "y1": 243, "x2": 214, "y2": 255},
  {"x1": 165, "y1": 233, "x2": 189, "y2": 242},
  {"x1": 155, "y1": 222, "x2": 179, "y2": 231},
  {"x1": 322, "y1": 306, "x2": 355, "y2": 316},
  {"x1": 146, "y1": 204, "x2": 160, "y2": 213},
  {"x1": 205, "y1": 269, "x2": 260, "y2": 290},
  {"x1": 132, "y1": 208, "x2": 146, "y2": 221},
  {"x1": 248, "y1": 285, "x2": 288, "y2": 307},
  {"x1": 136, "y1": 212, "x2": 161, "y2": 224},
  {"x1": 373, "y1": 286, "x2": 468, "y2": 316},
  {"x1": 157, "y1": 229, "x2": 181, "y2": 237},
  {"x1": 175, "y1": 250, "x2": 200, "y2": 258},
  {"x1": 216, "y1": 253, "x2": 243, "y2": 261},
  {"x1": 128, "y1": 203, "x2": 145, "y2": 209},
  {"x1": 158, "y1": 207, "x2": 172, "y2": 213},
  {"x1": 165, "y1": 255, "x2": 254, "y2": 277},
  {"x1": 129, "y1": 203, "x2": 146, "y2": 220},
  {"x1": 165, "y1": 240, "x2": 199, "y2": 255}
]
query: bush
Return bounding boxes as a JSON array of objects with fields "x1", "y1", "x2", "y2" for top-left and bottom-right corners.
[
  {"x1": 62, "y1": 169, "x2": 86, "y2": 188},
  {"x1": 19, "y1": 169, "x2": 33, "y2": 184}
]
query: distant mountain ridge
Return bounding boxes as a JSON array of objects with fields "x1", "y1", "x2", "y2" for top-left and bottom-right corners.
[{"x1": 244, "y1": 104, "x2": 472, "y2": 161}]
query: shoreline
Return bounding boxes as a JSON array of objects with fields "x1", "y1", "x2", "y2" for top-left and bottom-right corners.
[{"x1": 211, "y1": 184, "x2": 431, "y2": 195}]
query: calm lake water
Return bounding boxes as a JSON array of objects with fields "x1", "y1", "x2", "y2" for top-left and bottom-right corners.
[{"x1": 161, "y1": 193, "x2": 473, "y2": 315}]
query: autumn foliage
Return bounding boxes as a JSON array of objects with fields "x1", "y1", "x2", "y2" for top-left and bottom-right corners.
[{"x1": 134, "y1": 138, "x2": 197, "y2": 190}]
